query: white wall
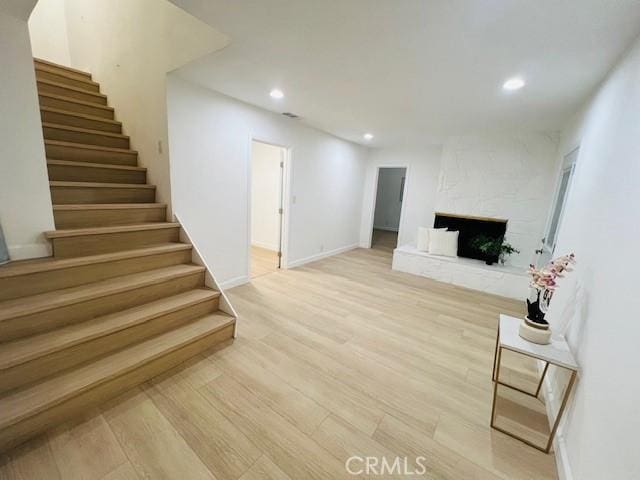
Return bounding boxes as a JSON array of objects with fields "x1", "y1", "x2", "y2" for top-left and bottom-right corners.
[
  {"x1": 167, "y1": 75, "x2": 369, "y2": 287},
  {"x1": 28, "y1": 0, "x2": 70, "y2": 65},
  {"x1": 28, "y1": 0, "x2": 229, "y2": 215},
  {"x1": 543, "y1": 34, "x2": 640, "y2": 480},
  {"x1": 373, "y1": 167, "x2": 405, "y2": 232},
  {"x1": 361, "y1": 146, "x2": 442, "y2": 248},
  {"x1": 0, "y1": 6, "x2": 55, "y2": 260},
  {"x1": 251, "y1": 141, "x2": 282, "y2": 251},
  {"x1": 435, "y1": 134, "x2": 558, "y2": 267}
]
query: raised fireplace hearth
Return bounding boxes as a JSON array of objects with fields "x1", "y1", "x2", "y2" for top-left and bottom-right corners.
[{"x1": 433, "y1": 212, "x2": 507, "y2": 263}]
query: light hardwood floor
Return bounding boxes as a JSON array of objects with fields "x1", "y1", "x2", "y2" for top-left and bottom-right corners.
[
  {"x1": 0, "y1": 247, "x2": 558, "y2": 479},
  {"x1": 250, "y1": 246, "x2": 279, "y2": 279}
]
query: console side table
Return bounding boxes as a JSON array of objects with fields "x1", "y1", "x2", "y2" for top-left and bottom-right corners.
[{"x1": 491, "y1": 314, "x2": 578, "y2": 453}]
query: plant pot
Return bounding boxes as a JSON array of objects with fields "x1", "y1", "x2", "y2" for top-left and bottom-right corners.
[
  {"x1": 519, "y1": 317, "x2": 551, "y2": 344},
  {"x1": 524, "y1": 315, "x2": 549, "y2": 330}
]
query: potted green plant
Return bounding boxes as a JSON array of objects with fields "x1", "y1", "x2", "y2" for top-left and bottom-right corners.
[{"x1": 470, "y1": 235, "x2": 520, "y2": 265}]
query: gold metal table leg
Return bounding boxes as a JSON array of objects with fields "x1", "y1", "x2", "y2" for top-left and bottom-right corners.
[
  {"x1": 543, "y1": 369, "x2": 577, "y2": 453},
  {"x1": 490, "y1": 346, "x2": 577, "y2": 454},
  {"x1": 534, "y1": 362, "x2": 550, "y2": 398},
  {"x1": 490, "y1": 346, "x2": 502, "y2": 425},
  {"x1": 491, "y1": 327, "x2": 500, "y2": 382}
]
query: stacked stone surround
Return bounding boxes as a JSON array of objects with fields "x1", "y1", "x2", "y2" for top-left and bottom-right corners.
[
  {"x1": 434, "y1": 133, "x2": 559, "y2": 268},
  {"x1": 388, "y1": 134, "x2": 558, "y2": 298},
  {"x1": 393, "y1": 245, "x2": 529, "y2": 299}
]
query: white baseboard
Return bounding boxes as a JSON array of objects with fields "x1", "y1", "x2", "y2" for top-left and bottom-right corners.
[
  {"x1": 552, "y1": 434, "x2": 574, "y2": 480},
  {"x1": 220, "y1": 275, "x2": 250, "y2": 290},
  {"x1": 286, "y1": 243, "x2": 359, "y2": 269},
  {"x1": 540, "y1": 364, "x2": 574, "y2": 480}
]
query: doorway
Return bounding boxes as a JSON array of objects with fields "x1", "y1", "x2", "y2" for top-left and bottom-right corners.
[
  {"x1": 250, "y1": 140, "x2": 286, "y2": 279},
  {"x1": 371, "y1": 167, "x2": 407, "y2": 252}
]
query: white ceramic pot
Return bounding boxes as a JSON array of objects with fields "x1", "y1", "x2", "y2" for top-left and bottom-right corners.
[{"x1": 519, "y1": 318, "x2": 551, "y2": 345}]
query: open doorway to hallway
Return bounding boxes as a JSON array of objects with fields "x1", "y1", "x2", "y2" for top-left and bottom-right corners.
[
  {"x1": 250, "y1": 140, "x2": 286, "y2": 278},
  {"x1": 371, "y1": 167, "x2": 407, "y2": 252}
]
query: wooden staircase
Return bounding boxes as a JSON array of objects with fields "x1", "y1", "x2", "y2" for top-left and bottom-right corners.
[{"x1": 0, "y1": 58, "x2": 235, "y2": 451}]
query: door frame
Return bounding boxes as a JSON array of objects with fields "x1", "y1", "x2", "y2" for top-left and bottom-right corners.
[
  {"x1": 365, "y1": 164, "x2": 410, "y2": 249},
  {"x1": 538, "y1": 145, "x2": 579, "y2": 267},
  {"x1": 246, "y1": 137, "x2": 291, "y2": 279}
]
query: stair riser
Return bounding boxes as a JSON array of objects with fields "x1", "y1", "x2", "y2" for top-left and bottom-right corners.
[
  {"x1": 40, "y1": 110, "x2": 122, "y2": 133},
  {"x1": 0, "y1": 322, "x2": 234, "y2": 452},
  {"x1": 51, "y1": 227, "x2": 180, "y2": 258},
  {"x1": 50, "y1": 186, "x2": 155, "y2": 205},
  {"x1": 39, "y1": 95, "x2": 114, "y2": 120},
  {"x1": 0, "y1": 297, "x2": 219, "y2": 394},
  {"x1": 43, "y1": 126, "x2": 130, "y2": 149},
  {"x1": 37, "y1": 81, "x2": 107, "y2": 105},
  {"x1": 0, "y1": 249, "x2": 191, "y2": 301},
  {"x1": 48, "y1": 164, "x2": 146, "y2": 184},
  {"x1": 0, "y1": 271, "x2": 205, "y2": 342},
  {"x1": 34, "y1": 60, "x2": 92, "y2": 82},
  {"x1": 45, "y1": 142, "x2": 137, "y2": 166},
  {"x1": 54, "y1": 206, "x2": 166, "y2": 229},
  {"x1": 35, "y1": 70, "x2": 100, "y2": 92}
]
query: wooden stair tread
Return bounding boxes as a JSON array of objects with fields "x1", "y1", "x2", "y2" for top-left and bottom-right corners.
[
  {"x1": 42, "y1": 123, "x2": 129, "y2": 140},
  {"x1": 35, "y1": 64, "x2": 100, "y2": 90},
  {"x1": 0, "y1": 289, "x2": 220, "y2": 370},
  {"x1": 52, "y1": 203, "x2": 165, "y2": 211},
  {"x1": 0, "y1": 243, "x2": 188, "y2": 279},
  {"x1": 47, "y1": 159, "x2": 146, "y2": 172},
  {"x1": 37, "y1": 79, "x2": 107, "y2": 102},
  {"x1": 49, "y1": 181, "x2": 155, "y2": 190},
  {"x1": 39, "y1": 107, "x2": 121, "y2": 126},
  {"x1": 0, "y1": 312, "x2": 234, "y2": 430},
  {"x1": 38, "y1": 93, "x2": 114, "y2": 113},
  {"x1": 45, "y1": 222, "x2": 178, "y2": 239},
  {"x1": 34, "y1": 58, "x2": 92, "y2": 79},
  {"x1": 0, "y1": 264, "x2": 204, "y2": 323},
  {"x1": 44, "y1": 140, "x2": 136, "y2": 155}
]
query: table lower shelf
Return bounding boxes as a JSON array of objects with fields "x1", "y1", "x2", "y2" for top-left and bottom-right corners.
[{"x1": 491, "y1": 340, "x2": 577, "y2": 453}]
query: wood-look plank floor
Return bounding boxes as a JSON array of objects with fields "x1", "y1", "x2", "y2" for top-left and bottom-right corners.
[
  {"x1": 0, "y1": 247, "x2": 557, "y2": 480},
  {"x1": 250, "y1": 246, "x2": 279, "y2": 279}
]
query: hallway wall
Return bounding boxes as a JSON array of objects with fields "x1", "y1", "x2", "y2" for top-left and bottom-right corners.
[
  {"x1": 545, "y1": 33, "x2": 640, "y2": 480},
  {"x1": 28, "y1": 0, "x2": 230, "y2": 216},
  {"x1": 0, "y1": 6, "x2": 55, "y2": 260},
  {"x1": 360, "y1": 145, "x2": 443, "y2": 248},
  {"x1": 167, "y1": 75, "x2": 368, "y2": 287}
]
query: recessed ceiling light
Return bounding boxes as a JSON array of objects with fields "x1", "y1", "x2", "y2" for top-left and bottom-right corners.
[
  {"x1": 503, "y1": 77, "x2": 525, "y2": 91},
  {"x1": 363, "y1": 133, "x2": 374, "y2": 140},
  {"x1": 270, "y1": 88, "x2": 284, "y2": 99}
]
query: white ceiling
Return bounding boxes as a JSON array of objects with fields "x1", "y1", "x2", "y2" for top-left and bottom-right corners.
[{"x1": 170, "y1": 0, "x2": 640, "y2": 147}]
